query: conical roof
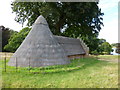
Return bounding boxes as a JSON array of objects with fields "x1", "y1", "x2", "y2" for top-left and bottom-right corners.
[{"x1": 8, "y1": 15, "x2": 70, "y2": 67}]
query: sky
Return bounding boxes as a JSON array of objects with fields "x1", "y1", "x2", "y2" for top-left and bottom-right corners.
[
  {"x1": 0, "y1": 0, "x2": 119, "y2": 44},
  {"x1": 98, "y1": 0, "x2": 119, "y2": 44}
]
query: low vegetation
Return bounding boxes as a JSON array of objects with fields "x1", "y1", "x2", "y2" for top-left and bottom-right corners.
[
  {"x1": 1, "y1": 55, "x2": 118, "y2": 88},
  {"x1": 97, "y1": 55, "x2": 119, "y2": 59}
]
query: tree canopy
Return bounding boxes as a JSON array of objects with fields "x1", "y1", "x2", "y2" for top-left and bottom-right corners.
[
  {"x1": 11, "y1": 2, "x2": 104, "y2": 37},
  {"x1": 1, "y1": 25, "x2": 17, "y2": 52},
  {"x1": 7, "y1": 2, "x2": 104, "y2": 53},
  {"x1": 100, "y1": 42, "x2": 112, "y2": 54},
  {"x1": 4, "y1": 27, "x2": 112, "y2": 55},
  {"x1": 4, "y1": 27, "x2": 31, "y2": 52},
  {"x1": 90, "y1": 39, "x2": 112, "y2": 55}
]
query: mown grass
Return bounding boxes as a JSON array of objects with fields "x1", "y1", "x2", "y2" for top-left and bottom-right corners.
[
  {"x1": 1, "y1": 59, "x2": 84, "y2": 73},
  {"x1": 1, "y1": 56, "x2": 118, "y2": 88},
  {"x1": 96, "y1": 55, "x2": 119, "y2": 60}
]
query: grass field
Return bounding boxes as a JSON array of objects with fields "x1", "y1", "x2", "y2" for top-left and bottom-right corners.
[{"x1": 1, "y1": 55, "x2": 118, "y2": 88}]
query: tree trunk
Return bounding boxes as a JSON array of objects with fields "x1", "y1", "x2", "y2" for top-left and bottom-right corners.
[{"x1": 55, "y1": 14, "x2": 66, "y2": 35}]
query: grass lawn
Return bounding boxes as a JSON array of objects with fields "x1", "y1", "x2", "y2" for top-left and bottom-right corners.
[
  {"x1": 1, "y1": 55, "x2": 118, "y2": 88},
  {"x1": 96, "y1": 55, "x2": 119, "y2": 60}
]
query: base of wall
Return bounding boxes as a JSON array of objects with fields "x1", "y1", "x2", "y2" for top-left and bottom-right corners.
[{"x1": 67, "y1": 54, "x2": 88, "y2": 59}]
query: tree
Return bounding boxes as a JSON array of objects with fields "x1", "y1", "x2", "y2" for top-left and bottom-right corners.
[
  {"x1": 4, "y1": 27, "x2": 31, "y2": 52},
  {"x1": 10, "y1": 2, "x2": 104, "y2": 53},
  {"x1": 79, "y1": 34, "x2": 100, "y2": 53},
  {"x1": 96, "y1": 38, "x2": 106, "y2": 54},
  {"x1": 11, "y1": 2, "x2": 104, "y2": 37},
  {"x1": 98, "y1": 38, "x2": 106, "y2": 44},
  {"x1": 0, "y1": 25, "x2": 17, "y2": 52},
  {"x1": 111, "y1": 43, "x2": 120, "y2": 47},
  {"x1": 99, "y1": 42, "x2": 112, "y2": 55},
  {"x1": 90, "y1": 38, "x2": 112, "y2": 55}
]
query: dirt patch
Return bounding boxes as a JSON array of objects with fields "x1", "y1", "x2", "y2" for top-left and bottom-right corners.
[{"x1": 98, "y1": 58, "x2": 118, "y2": 63}]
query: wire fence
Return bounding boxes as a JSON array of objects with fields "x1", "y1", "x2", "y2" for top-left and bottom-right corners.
[{"x1": 1, "y1": 52, "x2": 84, "y2": 74}]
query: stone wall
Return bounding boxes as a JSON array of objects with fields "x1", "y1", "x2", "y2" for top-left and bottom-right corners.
[{"x1": 78, "y1": 38, "x2": 89, "y2": 56}]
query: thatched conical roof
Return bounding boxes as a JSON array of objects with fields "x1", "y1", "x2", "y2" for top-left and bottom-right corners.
[{"x1": 8, "y1": 15, "x2": 70, "y2": 67}]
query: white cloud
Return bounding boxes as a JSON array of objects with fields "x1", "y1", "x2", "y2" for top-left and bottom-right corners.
[
  {"x1": 99, "y1": 0, "x2": 119, "y2": 6},
  {"x1": 98, "y1": 0, "x2": 118, "y2": 44},
  {"x1": 99, "y1": 2, "x2": 117, "y2": 11},
  {"x1": 98, "y1": 18, "x2": 118, "y2": 44}
]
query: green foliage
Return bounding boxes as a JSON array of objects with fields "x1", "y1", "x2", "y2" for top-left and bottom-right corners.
[
  {"x1": 95, "y1": 38, "x2": 107, "y2": 54},
  {"x1": 91, "y1": 50, "x2": 99, "y2": 55},
  {"x1": 80, "y1": 35, "x2": 100, "y2": 53},
  {"x1": 10, "y1": 2, "x2": 104, "y2": 53},
  {"x1": 100, "y1": 42, "x2": 112, "y2": 54},
  {"x1": 11, "y1": 2, "x2": 104, "y2": 36},
  {"x1": 98, "y1": 38, "x2": 106, "y2": 44},
  {"x1": 1, "y1": 25, "x2": 17, "y2": 52},
  {"x1": 90, "y1": 39, "x2": 112, "y2": 55},
  {"x1": 111, "y1": 43, "x2": 119, "y2": 47},
  {"x1": 4, "y1": 27, "x2": 31, "y2": 52}
]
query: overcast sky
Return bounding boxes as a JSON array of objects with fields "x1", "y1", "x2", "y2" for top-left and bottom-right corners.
[{"x1": 0, "y1": 0, "x2": 119, "y2": 44}]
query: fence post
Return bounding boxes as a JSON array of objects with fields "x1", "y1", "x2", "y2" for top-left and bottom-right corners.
[
  {"x1": 4, "y1": 53, "x2": 6, "y2": 72},
  {"x1": 28, "y1": 58, "x2": 30, "y2": 73},
  {"x1": 16, "y1": 57, "x2": 18, "y2": 72}
]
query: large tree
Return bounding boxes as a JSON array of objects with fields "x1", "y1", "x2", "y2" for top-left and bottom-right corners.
[
  {"x1": 4, "y1": 27, "x2": 31, "y2": 52},
  {"x1": 100, "y1": 42, "x2": 112, "y2": 54},
  {"x1": 11, "y1": 2, "x2": 103, "y2": 37},
  {"x1": 90, "y1": 39, "x2": 112, "y2": 55},
  {"x1": 10, "y1": 2, "x2": 104, "y2": 53},
  {"x1": 0, "y1": 25, "x2": 17, "y2": 52}
]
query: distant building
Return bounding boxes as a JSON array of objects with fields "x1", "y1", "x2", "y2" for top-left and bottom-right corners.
[{"x1": 111, "y1": 47, "x2": 120, "y2": 55}]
